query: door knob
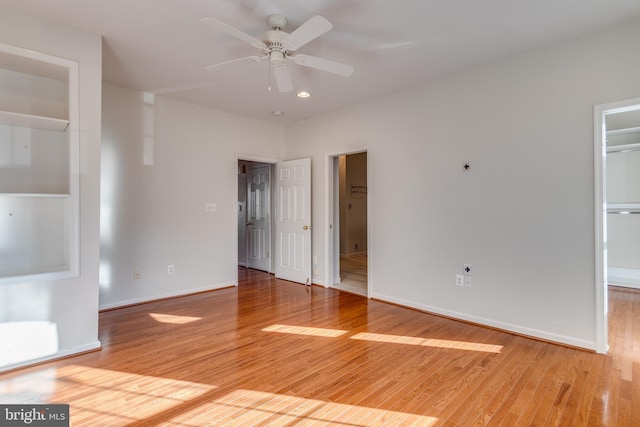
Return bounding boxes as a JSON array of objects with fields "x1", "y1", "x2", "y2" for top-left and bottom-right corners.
[
  {"x1": 303, "y1": 225, "x2": 312, "y2": 230},
  {"x1": 246, "y1": 222, "x2": 254, "y2": 226}
]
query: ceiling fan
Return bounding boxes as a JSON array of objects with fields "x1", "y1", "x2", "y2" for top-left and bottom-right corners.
[{"x1": 201, "y1": 14, "x2": 354, "y2": 93}]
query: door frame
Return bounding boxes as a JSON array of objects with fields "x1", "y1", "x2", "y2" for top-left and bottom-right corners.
[
  {"x1": 235, "y1": 155, "x2": 279, "y2": 285},
  {"x1": 324, "y1": 149, "x2": 371, "y2": 297},
  {"x1": 593, "y1": 96, "x2": 640, "y2": 354}
]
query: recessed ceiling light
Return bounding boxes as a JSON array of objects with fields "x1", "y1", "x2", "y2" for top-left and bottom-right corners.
[
  {"x1": 272, "y1": 111, "x2": 284, "y2": 116},
  {"x1": 297, "y1": 91, "x2": 311, "y2": 98}
]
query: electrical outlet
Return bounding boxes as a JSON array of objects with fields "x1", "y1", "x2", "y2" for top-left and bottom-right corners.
[
  {"x1": 464, "y1": 276, "x2": 472, "y2": 287},
  {"x1": 134, "y1": 269, "x2": 141, "y2": 280},
  {"x1": 168, "y1": 264, "x2": 175, "y2": 274},
  {"x1": 456, "y1": 274, "x2": 465, "y2": 287}
]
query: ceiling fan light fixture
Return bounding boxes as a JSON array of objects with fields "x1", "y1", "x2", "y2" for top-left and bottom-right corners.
[
  {"x1": 297, "y1": 91, "x2": 311, "y2": 98},
  {"x1": 270, "y1": 50, "x2": 285, "y2": 68}
]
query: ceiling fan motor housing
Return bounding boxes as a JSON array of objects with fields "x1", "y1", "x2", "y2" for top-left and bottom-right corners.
[
  {"x1": 264, "y1": 30, "x2": 289, "y2": 50},
  {"x1": 263, "y1": 27, "x2": 291, "y2": 67}
]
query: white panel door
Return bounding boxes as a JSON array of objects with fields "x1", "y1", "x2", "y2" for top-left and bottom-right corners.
[
  {"x1": 276, "y1": 158, "x2": 311, "y2": 284},
  {"x1": 247, "y1": 164, "x2": 270, "y2": 272}
]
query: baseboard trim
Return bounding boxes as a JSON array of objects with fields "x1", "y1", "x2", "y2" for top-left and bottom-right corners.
[
  {"x1": 608, "y1": 267, "x2": 640, "y2": 288},
  {"x1": 609, "y1": 278, "x2": 640, "y2": 289},
  {"x1": 370, "y1": 292, "x2": 596, "y2": 351},
  {"x1": 0, "y1": 340, "x2": 102, "y2": 374},
  {"x1": 99, "y1": 281, "x2": 237, "y2": 311}
]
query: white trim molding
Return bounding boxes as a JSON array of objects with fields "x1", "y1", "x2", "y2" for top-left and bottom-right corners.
[
  {"x1": 0, "y1": 341, "x2": 101, "y2": 374},
  {"x1": 371, "y1": 293, "x2": 596, "y2": 351},
  {"x1": 99, "y1": 281, "x2": 236, "y2": 311}
]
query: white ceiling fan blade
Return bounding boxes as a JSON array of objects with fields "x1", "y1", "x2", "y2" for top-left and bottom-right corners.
[
  {"x1": 291, "y1": 54, "x2": 354, "y2": 77},
  {"x1": 205, "y1": 55, "x2": 267, "y2": 72},
  {"x1": 201, "y1": 17, "x2": 267, "y2": 50},
  {"x1": 272, "y1": 64, "x2": 293, "y2": 93},
  {"x1": 283, "y1": 15, "x2": 333, "y2": 51}
]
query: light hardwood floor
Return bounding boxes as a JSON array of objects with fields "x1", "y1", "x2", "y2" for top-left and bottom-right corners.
[
  {"x1": 0, "y1": 271, "x2": 638, "y2": 426},
  {"x1": 336, "y1": 252, "x2": 368, "y2": 296}
]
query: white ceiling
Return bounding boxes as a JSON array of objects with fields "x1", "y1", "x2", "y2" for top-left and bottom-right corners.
[{"x1": 3, "y1": 0, "x2": 640, "y2": 124}]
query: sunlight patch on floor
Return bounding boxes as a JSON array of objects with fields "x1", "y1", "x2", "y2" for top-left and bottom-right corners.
[
  {"x1": 148, "y1": 313, "x2": 202, "y2": 324},
  {"x1": 351, "y1": 332, "x2": 503, "y2": 353},
  {"x1": 261, "y1": 325, "x2": 502, "y2": 353},
  {"x1": 167, "y1": 389, "x2": 439, "y2": 426},
  {"x1": 52, "y1": 365, "x2": 216, "y2": 425},
  {"x1": 0, "y1": 367, "x2": 58, "y2": 402},
  {"x1": 1, "y1": 365, "x2": 440, "y2": 425},
  {"x1": 262, "y1": 324, "x2": 348, "y2": 337}
]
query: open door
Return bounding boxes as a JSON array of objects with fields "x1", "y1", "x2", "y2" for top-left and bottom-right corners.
[
  {"x1": 246, "y1": 163, "x2": 271, "y2": 272},
  {"x1": 275, "y1": 158, "x2": 312, "y2": 285}
]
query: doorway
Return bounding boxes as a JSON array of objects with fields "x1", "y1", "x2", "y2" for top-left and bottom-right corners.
[
  {"x1": 594, "y1": 96, "x2": 640, "y2": 353},
  {"x1": 237, "y1": 157, "x2": 313, "y2": 285},
  {"x1": 326, "y1": 151, "x2": 369, "y2": 296},
  {"x1": 604, "y1": 108, "x2": 640, "y2": 288},
  {"x1": 238, "y1": 160, "x2": 273, "y2": 273}
]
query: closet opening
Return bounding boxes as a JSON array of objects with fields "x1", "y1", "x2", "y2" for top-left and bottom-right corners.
[
  {"x1": 594, "y1": 97, "x2": 640, "y2": 354},
  {"x1": 604, "y1": 108, "x2": 640, "y2": 289},
  {"x1": 326, "y1": 151, "x2": 369, "y2": 297}
]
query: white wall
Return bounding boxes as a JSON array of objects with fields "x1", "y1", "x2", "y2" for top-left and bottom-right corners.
[
  {"x1": 0, "y1": 6, "x2": 102, "y2": 371},
  {"x1": 284, "y1": 17, "x2": 640, "y2": 350},
  {"x1": 100, "y1": 84, "x2": 284, "y2": 309}
]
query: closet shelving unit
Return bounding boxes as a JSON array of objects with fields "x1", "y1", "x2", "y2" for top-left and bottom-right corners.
[
  {"x1": 606, "y1": 117, "x2": 640, "y2": 288},
  {"x1": 0, "y1": 42, "x2": 79, "y2": 283},
  {"x1": 0, "y1": 110, "x2": 69, "y2": 131},
  {"x1": 606, "y1": 125, "x2": 640, "y2": 215}
]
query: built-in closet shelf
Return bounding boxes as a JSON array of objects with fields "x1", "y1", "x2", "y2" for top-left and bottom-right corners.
[
  {"x1": 607, "y1": 142, "x2": 640, "y2": 153},
  {"x1": 0, "y1": 110, "x2": 69, "y2": 131},
  {"x1": 0, "y1": 193, "x2": 70, "y2": 198},
  {"x1": 607, "y1": 203, "x2": 640, "y2": 214},
  {"x1": 607, "y1": 126, "x2": 640, "y2": 136}
]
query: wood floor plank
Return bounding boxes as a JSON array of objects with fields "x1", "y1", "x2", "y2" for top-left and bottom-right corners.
[
  {"x1": 553, "y1": 349, "x2": 597, "y2": 427},
  {"x1": 0, "y1": 269, "x2": 638, "y2": 426},
  {"x1": 437, "y1": 335, "x2": 531, "y2": 425}
]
